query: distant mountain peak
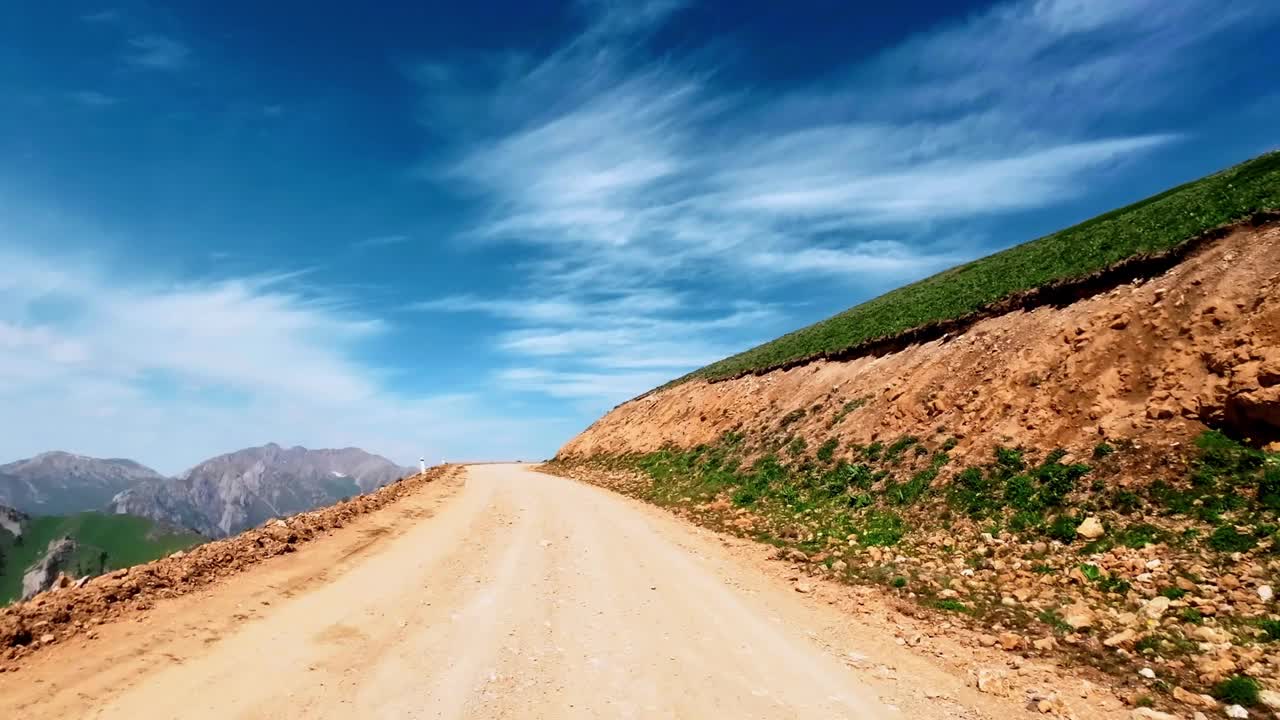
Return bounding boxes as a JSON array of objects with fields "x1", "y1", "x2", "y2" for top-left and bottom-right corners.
[
  {"x1": 0, "y1": 452, "x2": 165, "y2": 516},
  {"x1": 112, "y1": 445, "x2": 411, "y2": 538}
]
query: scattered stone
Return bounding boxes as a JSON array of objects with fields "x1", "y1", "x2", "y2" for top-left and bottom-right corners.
[
  {"x1": 1192, "y1": 626, "x2": 1229, "y2": 644},
  {"x1": 780, "y1": 548, "x2": 808, "y2": 563},
  {"x1": 1076, "y1": 517, "x2": 1105, "y2": 540},
  {"x1": 794, "y1": 582, "x2": 812, "y2": 594},
  {"x1": 1033, "y1": 636, "x2": 1057, "y2": 651},
  {"x1": 1130, "y1": 709, "x2": 1179, "y2": 720},
  {"x1": 1172, "y1": 687, "x2": 1218, "y2": 709},
  {"x1": 1225, "y1": 705, "x2": 1249, "y2": 719},
  {"x1": 1062, "y1": 602, "x2": 1095, "y2": 630},
  {"x1": 1142, "y1": 595, "x2": 1171, "y2": 619},
  {"x1": 1258, "y1": 585, "x2": 1273, "y2": 602},
  {"x1": 975, "y1": 668, "x2": 1009, "y2": 696},
  {"x1": 1104, "y1": 629, "x2": 1135, "y2": 648},
  {"x1": 998, "y1": 632, "x2": 1022, "y2": 650},
  {"x1": 977, "y1": 633, "x2": 999, "y2": 647},
  {"x1": 1138, "y1": 667, "x2": 1156, "y2": 680},
  {"x1": 1196, "y1": 654, "x2": 1236, "y2": 680},
  {"x1": 1260, "y1": 689, "x2": 1280, "y2": 711}
]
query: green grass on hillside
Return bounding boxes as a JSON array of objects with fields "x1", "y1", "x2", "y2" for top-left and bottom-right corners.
[
  {"x1": 0, "y1": 512, "x2": 204, "y2": 605},
  {"x1": 674, "y1": 151, "x2": 1280, "y2": 386}
]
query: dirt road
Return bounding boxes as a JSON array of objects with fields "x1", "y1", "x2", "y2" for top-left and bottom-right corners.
[{"x1": 0, "y1": 465, "x2": 1047, "y2": 719}]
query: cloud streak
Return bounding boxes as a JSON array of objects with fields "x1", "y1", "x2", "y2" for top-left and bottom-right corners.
[
  {"x1": 352, "y1": 234, "x2": 411, "y2": 250},
  {"x1": 126, "y1": 34, "x2": 190, "y2": 71}
]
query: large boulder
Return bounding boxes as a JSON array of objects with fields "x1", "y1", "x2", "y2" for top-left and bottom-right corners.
[{"x1": 21, "y1": 536, "x2": 78, "y2": 601}]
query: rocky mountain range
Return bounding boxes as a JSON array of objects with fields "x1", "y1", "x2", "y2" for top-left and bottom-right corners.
[
  {"x1": 0, "y1": 452, "x2": 166, "y2": 516},
  {"x1": 109, "y1": 444, "x2": 411, "y2": 537},
  {"x1": 0, "y1": 443, "x2": 410, "y2": 602}
]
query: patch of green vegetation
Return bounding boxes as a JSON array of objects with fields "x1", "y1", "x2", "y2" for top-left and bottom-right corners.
[
  {"x1": 1208, "y1": 525, "x2": 1257, "y2": 553},
  {"x1": 1256, "y1": 619, "x2": 1280, "y2": 642},
  {"x1": 829, "y1": 397, "x2": 869, "y2": 427},
  {"x1": 1038, "y1": 609, "x2": 1072, "y2": 633},
  {"x1": 1138, "y1": 432, "x2": 1280, "y2": 555},
  {"x1": 1078, "y1": 563, "x2": 1102, "y2": 582},
  {"x1": 1109, "y1": 490, "x2": 1141, "y2": 514},
  {"x1": 1116, "y1": 522, "x2": 1165, "y2": 548},
  {"x1": 891, "y1": 576, "x2": 908, "y2": 588},
  {"x1": 669, "y1": 151, "x2": 1280, "y2": 385},
  {"x1": 885, "y1": 435, "x2": 919, "y2": 462},
  {"x1": 1179, "y1": 608, "x2": 1203, "y2": 624},
  {"x1": 1093, "y1": 442, "x2": 1115, "y2": 459},
  {"x1": 947, "y1": 447, "x2": 1090, "y2": 542},
  {"x1": 1, "y1": 512, "x2": 203, "y2": 605},
  {"x1": 1045, "y1": 514, "x2": 1079, "y2": 543},
  {"x1": 861, "y1": 511, "x2": 905, "y2": 547},
  {"x1": 934, "y1": 599, "x2": 968, "y2": 612},
  {"x1": 1212, "y1": 675, "x2": 1260, "y2": 707},
  {"x1": 1098, "y1": 576, "x2": 1131, "y2": 595},
  {"x1": 1160, "y1": 587, "x2": 1187, "y2": 600},
  {"x1": 816, "y1": 438, "x2": 840, "y2": 463}
]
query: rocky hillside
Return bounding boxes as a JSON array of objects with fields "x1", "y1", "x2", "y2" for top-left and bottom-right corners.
[
  {"x1": 0, "y1": 452, "x2": 164, "y2": 516},
  {"x1": 549, "y1": 220, "x2": 1280, "y2": 714},
  {"x1": 110, "y1": 444, "x2": 411, "y2": 538},
  {"x1": 561, "y1": 221, "x2": 1280, "y2": 464}
]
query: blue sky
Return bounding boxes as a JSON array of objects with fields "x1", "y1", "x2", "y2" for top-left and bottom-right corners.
[{"x1": 1, "y1": 0, "x2": 1277, "y2": 474}]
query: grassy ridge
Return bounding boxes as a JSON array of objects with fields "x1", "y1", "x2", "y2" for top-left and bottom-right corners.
[
  {"x1": 675, "y1": 151, "x2": 1280, "y2": 385},
  {"x1": 0, "y1": 512, "x2": 204, "y2": 604}
]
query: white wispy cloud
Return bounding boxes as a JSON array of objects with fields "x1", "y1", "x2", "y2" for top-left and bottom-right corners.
[
  {"x1": 68, "y1": 91, "x2": 119, "y2": 108},
  {"x1": 407, "y1": 0, "x2": 1275, "y2": 407},
  {"x1": 0, "y1": 239, "x2": 562, "y2": 472},
  {"x1": 352, "y1": 234, "x2": 411, "y2": 250},
  {"x1": 80, "y1": 9, "x2": 121, "y2": 24},
  {"x1": 495, "y1": 367, "x2": 676, "y2": 403},
  {"x1": 126, "y1": 34, "x2": 190, "y2": 71}
]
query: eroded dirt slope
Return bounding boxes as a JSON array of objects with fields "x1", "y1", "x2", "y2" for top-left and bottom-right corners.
[{"x1": 560, "y1": 223, "x2": 1280, "y2": 462}]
